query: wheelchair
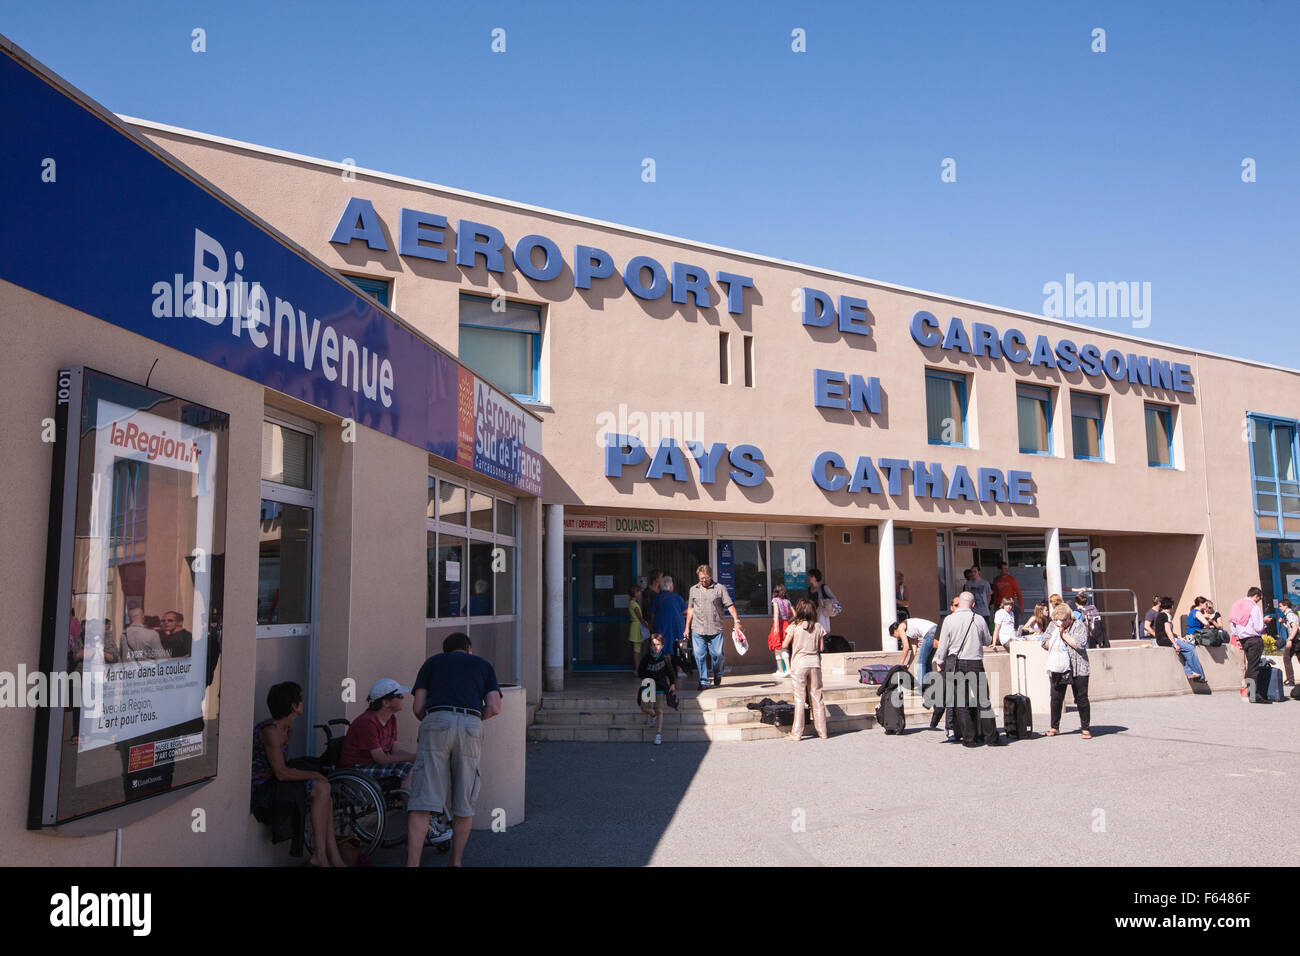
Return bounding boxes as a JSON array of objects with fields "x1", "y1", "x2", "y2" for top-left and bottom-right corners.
[{"x1": 302, "y1": 719, "x2": 451, "y2": 858}]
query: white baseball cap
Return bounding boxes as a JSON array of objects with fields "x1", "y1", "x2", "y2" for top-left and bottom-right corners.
[{"x1": 367, "y1": 678, "x2": 410, "y2": 701}]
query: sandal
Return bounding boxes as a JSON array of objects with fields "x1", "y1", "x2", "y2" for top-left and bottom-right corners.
[
  {"x1": 1081, "y1": 730, "x2": 1092, "y2": 739},
  {"x1": 1045, "y1": 729, "x2": 1059, "y2": 737}
]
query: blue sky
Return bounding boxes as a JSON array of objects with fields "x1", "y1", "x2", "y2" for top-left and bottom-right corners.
[{"x1": 6, "y1": 0, "x2": 1297, "y2": 364}]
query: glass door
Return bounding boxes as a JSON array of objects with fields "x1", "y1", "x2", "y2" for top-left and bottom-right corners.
[{"x1": 571, "y1": 542, "x2": 637, "y2": 670}]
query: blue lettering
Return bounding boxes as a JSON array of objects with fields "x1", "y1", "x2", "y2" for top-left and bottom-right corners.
[
  {"x1": 1008, "y1": 470, "x2": 1035, "y2": 505},
  {"x1": 397, "y1": 208, "x2": 446, "y2": 261},
  {"x1": 1102, "y1": 349, "x2": 1126, "y2": 381},
  {"x1": 838, "y1": 295, "x2": 871, "y2": 336},
  {"x1": 878, "y1": 458, "x2": 909, "y2": 495},
  {"x1": 1000, "y1": 328, "x2": 1029, "y2": 363},
  {"x1": 1055, "y1": 339, "x2": 1079, "y2": 372},
  {"x1": 914, "y1": 461, "x2": 944, "y2": 498},
  {"x1": 801, "y1": 288, "x2": 835, "y2": 328},
  {"x1": 946, "y1": 465, "x2": 978, "y2": 501},
  {"x1": 456, "y1": 220, "x2": 507, "y2": 273},
  {"x1": 848, "y1": 456, "x2": 883, "y2": 494},
  {"x1": 646, "y1": 439, "x2": 690, "y2": 482},
  {"x1": 728, "y1": 445, "x2": 765, "y2": 487},
  {"x1": 687, "y1": 441, "x2": 730, "y2": 484},
  {"x1": 977, "y1": 467, "x2": 1008, "y2": 503},
  {"x1": 971, "y1": 322, "x2": 1002, "y2": 359},
  {"x1": 1173, "y1": 363, "x2": 1193, "y2": 394},
  {"x1": 1029, "y1": 335, "x2": 1057, "y2": 368},
  {"x1": 671, "y1": 262, "x2": 712, "y2": 308},
  {"x1": 1079, "y1": 344, "x2": 1103, "y2": 377},
  {"x1": 574, "y1": 245, "x2": 615, "y2": 289},
  {"x1": 604, "y1": 433, "x2": 646, "y2": 477},
  {"x1": 814, "y1": 369, "x2": 847, "y2": 409},
  {"x1": 812, "y1": 452, "x2": 846, "y2": 492},
  {"x1": 1127, "y1": 354, "x2": 1150, "y2": 386},
  {"x1": 514, "y1": 234, "x2": 563, "y2": 281},
  {"x1": 716, "y1": 271, "x2": 754, "y2": 315},
  {"x1": 623, "y1": 255, "x2": 669, "y2": 300},
  {"x1": 1153, "y1": 359, "x2": 1174, "y2": 391},
  {"x1": 848, "y1": 375, "x2": 882, "y2": 414},
  {"x1": 330, "y1": 197, "x2": 388, "y2": 251},
  {"x1": 941, "y1": 317, "x2": 972, "y2": 354},
  {"x1": 910, "y1": 310, "x2": 941, "y2": 347}
]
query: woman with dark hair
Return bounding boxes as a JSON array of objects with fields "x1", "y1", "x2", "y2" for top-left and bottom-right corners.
[
  {"x1": 781, "y1": 598, "x2": 828, "y2": 740},
  {"x1": 1157, "y1": 596, "x2": 1207, "y2": 682},
  {"x1": 251, "y1": 681, "x2": 347, "y2": 867}
]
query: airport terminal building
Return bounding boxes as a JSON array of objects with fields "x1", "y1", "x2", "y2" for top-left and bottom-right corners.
[{"x1": 2, "y1": 37, "x2": 1297, "y2": 865}]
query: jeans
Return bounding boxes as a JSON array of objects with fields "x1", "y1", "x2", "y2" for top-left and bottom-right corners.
[
  {"x1": 1174, "y1": 639, "x2": 1205, "y2": 680},
  {"x1": 692, "y1": 631, "x2": 724, "y2": 682},
  {"x1": 915, "y1": 627, "x2": 938, "y2": 691},
  {"x1": 1049, "y1": 672, "x2": 1090, "y2": 731}
]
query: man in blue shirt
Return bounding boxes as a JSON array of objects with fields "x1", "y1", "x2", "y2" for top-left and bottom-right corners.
[{"x1": 405, "y1": 632, "x2": 502, "y2": 867}]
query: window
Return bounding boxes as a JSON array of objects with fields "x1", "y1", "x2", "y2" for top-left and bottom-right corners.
[
  {"x1": 1144, "y1": 404, "x2": 1174, "y2": 468},
  {"x1": 926, "y1": 369, "x2": 967, "y2": 446},
  {"x1": 458, "y1": 294, "x2": 541, "y2": 402},
  {"x1": 1248, "y1": 415, "x2": 1300, "y2": 536},
  {"x1": 426, "y1": 474, "x2": 519, "y2": 620},
  {"x1": 1071, "y1": 392, "x2": 1104, "y2": 461},
  {"x1": 770, "y1": 540, "x2": 818, "y2": 606},
  {"x1": 343, "y1": 275, "x2": 391, "y2": 308},
  {"x1": 1016, "y1": 383, "x2": 1052, "y2": 455},
  {"x1": 743, "y1": 334, "x2": 754, "y2": 387},
  {"x1": 719, "y1": 331, "x2": 731, "y2": 384}
]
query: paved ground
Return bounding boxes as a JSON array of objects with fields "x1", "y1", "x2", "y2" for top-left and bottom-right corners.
[{"x1": 396, "y1": 692, "x2": 1300, "y2": 867}]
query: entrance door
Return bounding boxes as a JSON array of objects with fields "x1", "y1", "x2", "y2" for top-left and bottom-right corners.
[{"x1": 571, "y1": 542, "x2": 637, "y2": 670}]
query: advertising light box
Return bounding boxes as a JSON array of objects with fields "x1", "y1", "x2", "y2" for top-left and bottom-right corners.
[{"x1": 30, "y1": 368, "x2": 228, "y2": 828}]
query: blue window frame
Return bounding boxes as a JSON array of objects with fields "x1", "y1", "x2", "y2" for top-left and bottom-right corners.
[
  {"x1": 343, "y1": 274, "x2": 390, "y2": 308},
  {"x1": 926, "y1": 369, "x2": 968, "y2": 446},
  {"x1": 459, "y1": 293, "x2": 542, "y2": 402},
  {"x1": 1016, "y1": 383, "x2": 1052, "y2": 455},
  {"x1": 1144, "y1": 403, "x2": 1175, "y2": 468},
  {"x1": 1070, "y1": 392, "x2": 1104, "y2": 461},
  {"x1": 1248, "y1": 414, "x2": 1300, "y2": 537}
]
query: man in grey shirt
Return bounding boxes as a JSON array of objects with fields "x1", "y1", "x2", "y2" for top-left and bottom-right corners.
[
  {"x1": 684, "y1": 564, "x2": 744, "y2": 691},
  {"x1": 120, "y1": 607, "x2": 167, "y2": 661},
  {"x1": 933, "y1": 592, "x2": 995, "y2": 746}
]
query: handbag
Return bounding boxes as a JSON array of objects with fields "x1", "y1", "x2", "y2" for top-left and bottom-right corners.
[
  {"x1": 732, "y1": 625, "x2": 749, "y2": 655},
  {"x1": 1045, "y1": 626, "x2": 1072, "y2": 677},
  {"x1": 819, "y1": 597, "x2": 844, "y2": 618}
]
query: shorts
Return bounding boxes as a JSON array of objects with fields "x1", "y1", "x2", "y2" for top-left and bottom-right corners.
[
  {"x1": 408, "y1": 710, "x2": 483, "y2": 818},
  {"x1": 641, "y1": 692, "x2": 665, "y2": 714}
]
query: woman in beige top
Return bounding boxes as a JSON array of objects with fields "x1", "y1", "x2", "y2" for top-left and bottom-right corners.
[{"x1": 781, "y1": 598, "x2": 828, "y2": 740}]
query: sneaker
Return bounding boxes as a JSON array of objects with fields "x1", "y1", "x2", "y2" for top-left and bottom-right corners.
[
  {"x1": 712, "y1": 675, "x2": 722, "y2": 687},
  {"x1": 945, "y1": 733, "x2": 957, "y2": 743},
  {"x1": 698, "y1": 682, "x2": 709, "y2": 692},
  {"x1": 425, "y1": 813, "x2": 453, "y2": 846},
  {"x1": 653, "y1": 733, "x2": 662, "y2": 746}
]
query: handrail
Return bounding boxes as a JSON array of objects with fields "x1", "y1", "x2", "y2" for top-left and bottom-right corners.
[{"x1": 1076, "y1": 587, "x2": 1140, "y2": 641}]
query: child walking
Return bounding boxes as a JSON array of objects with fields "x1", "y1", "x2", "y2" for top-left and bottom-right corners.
[
  {"x1": 770, "y1": 585, "x2": 794, "y2": 677},
  {"x1": 637, "y1": 634, "x2": 677, "y2": 745}
]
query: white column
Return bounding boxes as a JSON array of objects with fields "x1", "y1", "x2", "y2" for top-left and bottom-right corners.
[
  {"x1": 1045, "y1": 527, "x2": 1062, "y2": 598},
  {"x1": 544, "y1": 503, "x2": 565, "y2": 691},
  {"x1": 879, "y1": 519, "x2": 898, "y2": 651}
]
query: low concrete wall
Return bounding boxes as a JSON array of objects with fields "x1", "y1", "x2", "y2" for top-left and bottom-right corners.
[
  {"x1": 1009, "y1": 641, "x2": 1247, "y2": 715},
  {"x1": 473, "y1": 685, "x2": 526, "y2": 831}
]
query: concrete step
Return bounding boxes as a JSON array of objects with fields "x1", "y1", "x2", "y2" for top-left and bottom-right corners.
[{"x1": 526, "y1": 711, "x2": 879, "y2": 743}]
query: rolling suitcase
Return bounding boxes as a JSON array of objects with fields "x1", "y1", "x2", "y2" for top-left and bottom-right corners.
[
  {"x1": 875, "y1": 693, "x2": 906, "y2": 734},
  {"x1": 859, "y1": 664, "x2": 894, "y2": 687},
  {"x1": 1261, "y1": 662, "x2": 1285, "y2": 702},
  {"x1": 1003, "y1": 655, "x2": 1033, "y2": 739}
]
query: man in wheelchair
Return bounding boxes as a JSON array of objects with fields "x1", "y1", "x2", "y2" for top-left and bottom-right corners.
[
  {"x1": 339, "y1": 677, "x2": 452, "y2": 847},
  {"x1": 339, "y1": 678, "x2": 417, "y2": 785}
]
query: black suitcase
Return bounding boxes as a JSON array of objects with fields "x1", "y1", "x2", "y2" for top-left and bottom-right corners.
[
  {"x1": 759, "y1": 701, "x2": 795, "y2": 726},
  {"x1": 875, "y1": 693, "x2": 905, "y2": 734},
  {"x1": 1003, "y1": 656, "x2": 1033, "y2": 738}
]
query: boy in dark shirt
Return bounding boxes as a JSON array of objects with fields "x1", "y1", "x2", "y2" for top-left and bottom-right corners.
[{"x1": 636, "y1": 634, "x2": 677, "y2": 746}]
